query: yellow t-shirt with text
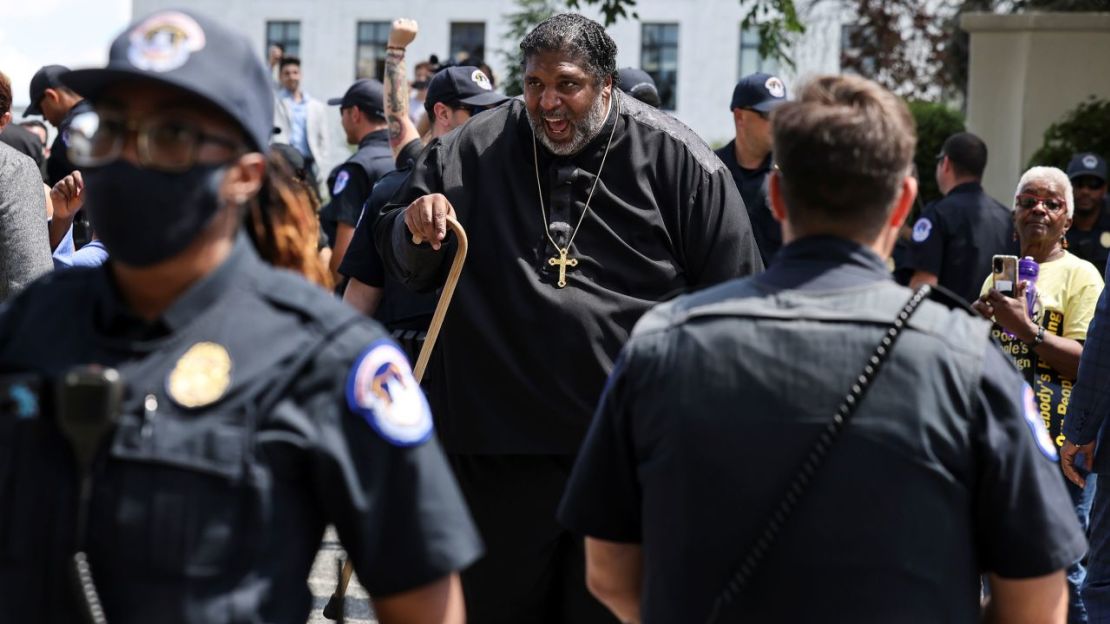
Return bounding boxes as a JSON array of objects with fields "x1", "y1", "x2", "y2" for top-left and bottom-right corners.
[{"x1": 979, "y1": 251, "x2": 1103, "y2": 447}]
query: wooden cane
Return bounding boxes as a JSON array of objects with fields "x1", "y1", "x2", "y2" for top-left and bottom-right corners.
[{"x1": 322, "y1": 216, "x2": 468, "y2": 621}]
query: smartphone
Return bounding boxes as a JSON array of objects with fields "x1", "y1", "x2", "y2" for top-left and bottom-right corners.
[{"x1": 992, "y1": 255, "x2": 1019, "y2": 297}]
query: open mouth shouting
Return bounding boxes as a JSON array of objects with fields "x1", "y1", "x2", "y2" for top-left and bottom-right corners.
[{"x1": 542, "y1": 114, "x2": 572, "y2": 141}]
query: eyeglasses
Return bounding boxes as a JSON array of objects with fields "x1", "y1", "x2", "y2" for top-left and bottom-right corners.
[
  {"x1": 67, "y1": 110, "x2": 243, "y2": 172},
  {"x1": 1073, "y1": 177, "x2": 1107, "y2": 191},
  {"x1": 1015, "y1": 193, "x2": 1067, "y2": 213}
]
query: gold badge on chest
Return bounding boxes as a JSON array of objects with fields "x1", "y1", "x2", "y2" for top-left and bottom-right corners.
[{"x1": 166, "y1": 342, "x2": 232, "y2": 408}]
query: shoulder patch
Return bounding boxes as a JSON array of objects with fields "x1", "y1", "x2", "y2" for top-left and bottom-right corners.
[
  {"x1": 346, "y1": 340, "x2": 433, "y2": 446},
  {"x1": 1022, "y1": 383, "x2": 1058, "y2": 461},
  {"x1": 332, "y1": 169, "x2": 350, "y2": 195},
  {"x1": 912, "y1": 217, "x2": 933, "y2": 243}
]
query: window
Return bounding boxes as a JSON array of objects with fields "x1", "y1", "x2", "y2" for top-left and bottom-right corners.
[
  {"x1": 449, "y1": 22, "x2": 486, "y2": 64},
  {"x1": 266, "y1": 20, "x2": 300, "y2": 58},
  {"x1": 640, "y1": 24, "x2": 678, "y2": 110},
  {"x1": 738, "y1": 26, "x2": 778, "y2": 79},
  {"x1": 356, "y1": 21, "x2": 391, "y2": 80},
  {"x1": 840, "y1": 24, "x2": 877, "y2": 77}
]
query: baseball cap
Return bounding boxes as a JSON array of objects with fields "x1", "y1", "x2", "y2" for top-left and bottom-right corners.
[
  {"x1": 424, "y1": 66, "x2": 507, "y2": 114},
  {"x1": 617, "y1": 68, "x2": 660, "y2": 108},
  {"x1": 24, "y1": 65, "x2": 69, "y2": 117},
  {"x1": 59, "y1": 9, "x2": 273, "y2": 152},
  {"x1": 327, "y1": 79, "x2": 386, "y2": 116},
  {"x1": 1067, "y1": 153, "x2": 1107, "y2": 183},
  {"x1": 730, "y1": 72, "x2": 788, "y2": 113}
]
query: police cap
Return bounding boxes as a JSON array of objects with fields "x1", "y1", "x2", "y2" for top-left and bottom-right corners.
[
  {"x1": 23, "y1": 65, "x2": 69, "y2": 118},
  {"x1": 327, "y1": 79, "x2": 386, "y2": 116},
  {"x1": 60, "y1": 9, "x2": 274, "y2": 152}
]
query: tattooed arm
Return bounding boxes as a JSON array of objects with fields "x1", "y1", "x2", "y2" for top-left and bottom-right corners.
[{"x1": 386, "y1": 18, "x2": 422, "y2": 161}]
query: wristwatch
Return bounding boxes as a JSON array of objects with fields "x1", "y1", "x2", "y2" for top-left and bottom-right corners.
[{"x1": 1024, "y1": 325, "x2": 1046, "y2": 348}]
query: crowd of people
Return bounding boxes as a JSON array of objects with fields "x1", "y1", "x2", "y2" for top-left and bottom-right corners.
[{"x1": 2, "y1": 6, "x2": 1110, "y2": 624}]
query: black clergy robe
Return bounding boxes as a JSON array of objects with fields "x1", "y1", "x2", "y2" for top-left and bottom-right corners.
[{"x1": 376, "y1": 92, "x2": 763, "y2": 455}]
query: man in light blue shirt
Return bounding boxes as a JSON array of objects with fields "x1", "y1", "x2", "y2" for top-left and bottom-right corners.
[{"x1": 273, "y1": 56, "x2": 331, "y2": 195}]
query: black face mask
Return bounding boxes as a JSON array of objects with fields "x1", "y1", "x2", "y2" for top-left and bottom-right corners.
[{"x1": 83, "y1": 161, "x2": 227, "y2": 267}]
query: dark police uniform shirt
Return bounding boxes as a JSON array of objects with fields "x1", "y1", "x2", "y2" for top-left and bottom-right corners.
[
  {"x1": 320, "y1": 129, "x2": 393, "y2": 247},
  {"x1": 559, "y1": 236, "x2": 1086, "y2": 624},
  {"x1": 715, "y1": 142, "x2": 780, "y2": 264},
  {"x1": 0, "y1": 236, "x2": 481, "y2": 624},
  {"x1": 376, "y1": 93, "x2": 763, "y2": 455},
  {"x1": 1066, "y1": 203, "x2": 1110, "y2": 274},
  {"x1": 46, "y1": 99, "x2": 92, "y2": 186},
  {"x1": 907, "y1": 181, "x2": 1013, "y2": 303},
  {"x1": 341, "y1": 139, "x2": 437, "y2": 346}
]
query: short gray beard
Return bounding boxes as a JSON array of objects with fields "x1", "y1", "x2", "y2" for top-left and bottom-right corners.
[{"x1": 529, "y1": 92, "x2": 610, "y2": 156}]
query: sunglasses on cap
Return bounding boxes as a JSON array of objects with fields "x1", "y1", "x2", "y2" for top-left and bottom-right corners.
[
  {"x1": 1015, "y1": 194, "x2": 1067, "y2": 213},
  {"x1": 1073, "y1": 177, "x2": 1107, "y2": 191}
]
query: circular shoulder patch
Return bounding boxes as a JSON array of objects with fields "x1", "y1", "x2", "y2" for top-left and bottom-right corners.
[
  {"x1": 911, "y1": 217, "x2": 933, "y2": 243},
  {"x1": 346, "y1": 340, "x2": 433, "y2": 447},
  {"x1": 1100, "y1": 231, "x2": 1110, "y2": 249},
  {"x1": 332, "y1": 169, "x2": 350, "y2": 195},
  {"x1": 1022, "y1": 383, "x2": 1058, "y2": 461}
]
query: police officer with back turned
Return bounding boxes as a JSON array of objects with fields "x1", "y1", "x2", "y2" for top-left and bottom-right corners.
[
  {"x1": 0, "y1": 9, "x2": 480, "y2": 623},
  {"x1": 560, "y1": 74, "x2": 1085, "y2": 624}
]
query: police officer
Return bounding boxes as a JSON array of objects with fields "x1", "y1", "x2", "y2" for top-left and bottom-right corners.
[
  {"x1": 559, "y1": 75, "x2": 1084, "y2": 624},
  {"x1": 0, "y1": 9, "x2": 480, "y2": 623},
  {"x1": 321, "y1": 78, "x2": 394, "y2": 282},
  {"x1": 907, "y1": 132, "x2": 1013, "y2": 303},
  {"x1": 716, "y1": 72, "x2": 788, "y2": 265},
  {"x1": 1065, "y1": 152, "x2": 1110, "y2": 273},
  {"x1": 340, "y1": 65, "x2": 509, "y2": 359}
]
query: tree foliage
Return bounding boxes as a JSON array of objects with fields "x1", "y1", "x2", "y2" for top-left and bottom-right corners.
[
  {"x1": 840, "y1": 0, "x2": 957, "y2": 101},
  {"x1": 566, "y1": 0, "x2": 806, "y2": 67},
  {"x1": 500, "y1": 0, "x2": 562, "y2": 96},
  {"x1": 1028, "y1": 98, "x2": 1110, "y2": 170},
  {"x1": 908, "y1": 101, "x2": 966, "y2": 205}
]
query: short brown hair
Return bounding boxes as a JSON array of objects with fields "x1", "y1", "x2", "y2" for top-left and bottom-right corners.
[
  {"x1": 772, "y1": 75, "x2": 916, "y2": 238},
  {"x1": 0, "y1": 70, "x2": 11, "y2": 116}
]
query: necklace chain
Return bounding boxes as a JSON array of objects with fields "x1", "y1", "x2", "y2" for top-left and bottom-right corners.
[{"x1": 531, "y1": 95, "x2": 620, "y2": 261}]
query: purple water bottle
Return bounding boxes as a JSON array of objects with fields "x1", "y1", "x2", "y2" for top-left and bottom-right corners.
[{"x1": 1019, "y1": 256, "x2": 1039, "y2": 325}]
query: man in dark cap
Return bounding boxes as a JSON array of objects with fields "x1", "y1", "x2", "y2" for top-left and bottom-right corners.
[
  {"x1": 24, "y1": 64, "x2": 91, "y2": 186},
  {"x1": 320, "y1": 78, "x2": 394, "y2": 282},
  {"x1": 1065, "y1": 152, "x2": 1110, "y2": 272},
  {"x1": 0, "y1": 8, "x2": 480, "y2": 623},
  {"x1": 716, "y1": 72, "x2": 788, "y2": 264},
  {"x1": 617, "y1": 67, "x2": 660, "y2": 108},
  {"x1": 342, "y1": 61, "x2": 509, "y2": 324}
]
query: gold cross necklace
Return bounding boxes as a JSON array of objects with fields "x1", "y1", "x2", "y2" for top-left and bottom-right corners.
[{"x1": 531, "y1": 95, "x2": 620, "y2": 288}]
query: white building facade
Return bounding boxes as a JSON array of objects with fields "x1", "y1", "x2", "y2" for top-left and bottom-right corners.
[{"x1": 132, "y1": 0, "x2": 843, "y2": 146}]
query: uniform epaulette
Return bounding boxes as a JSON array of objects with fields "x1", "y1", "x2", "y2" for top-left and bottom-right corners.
[{"x1": 253, "y1": 268, "x2": 363, "y2": 335}]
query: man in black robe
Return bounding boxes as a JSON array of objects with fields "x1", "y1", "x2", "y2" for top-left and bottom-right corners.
[{"x1": 375, "y1": 13, "x2": 762, "y2": 622}]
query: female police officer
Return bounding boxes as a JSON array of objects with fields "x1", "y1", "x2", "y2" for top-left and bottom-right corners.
[{"x1": 0, "y1": 9, "x2": 479, "y2": 623}]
